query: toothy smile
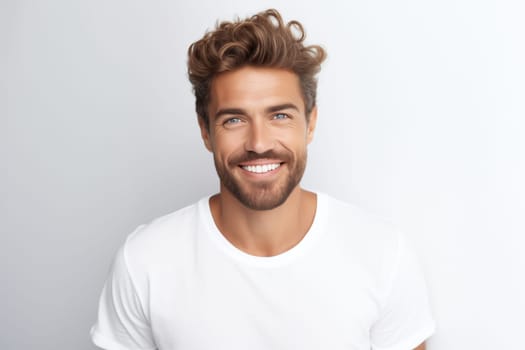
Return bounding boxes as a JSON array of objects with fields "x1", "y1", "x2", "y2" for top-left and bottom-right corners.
[{"x1": 241, "y1": 163, "x2": 281, "y2": 174}]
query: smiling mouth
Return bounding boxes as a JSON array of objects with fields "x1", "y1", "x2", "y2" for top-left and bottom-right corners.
[{"x1": 241, "y1": 163, "x2": 281, "y2": 174}]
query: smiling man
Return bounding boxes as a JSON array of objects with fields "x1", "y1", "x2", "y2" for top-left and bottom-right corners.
[{"x1": 91, "y1": 9, "x2": 435, "y2": 350}]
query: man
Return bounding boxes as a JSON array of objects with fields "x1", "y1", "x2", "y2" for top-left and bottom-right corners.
[{"x1": 91, "y1": 9, "x2": 435, "y2": 350}]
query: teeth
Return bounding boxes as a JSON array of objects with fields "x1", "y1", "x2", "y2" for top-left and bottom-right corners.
[{"x1": 242, "y1": 163, "x2": 280, "y2": 174}]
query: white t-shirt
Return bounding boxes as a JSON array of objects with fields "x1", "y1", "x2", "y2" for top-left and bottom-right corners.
[{"x1": 91, "y1": 193, "x2": 435, "y2": 350}]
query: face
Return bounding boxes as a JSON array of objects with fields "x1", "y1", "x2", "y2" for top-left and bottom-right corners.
[{"x1": 199, "y1": 66, "x2": 317, "y2": 211}]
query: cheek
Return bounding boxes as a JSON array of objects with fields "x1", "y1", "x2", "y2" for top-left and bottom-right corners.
[
  {"x1": 213, "y1": 133, "x2": 244, "y2": 159},
  {"x1": 280, "y1": 129, "x2": 309, "y2": 149}
]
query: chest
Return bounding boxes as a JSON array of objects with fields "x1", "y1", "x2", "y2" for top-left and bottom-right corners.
[{"x1": 148, "y1": 258, "x2": 381, "y2": 350}]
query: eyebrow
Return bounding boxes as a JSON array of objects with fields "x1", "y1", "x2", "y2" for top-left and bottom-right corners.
[{"x1": 214, "y1": 103, "x2": 300, "y2": 119}]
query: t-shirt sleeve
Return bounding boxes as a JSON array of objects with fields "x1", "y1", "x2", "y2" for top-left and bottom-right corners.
[
  {"x1": 90, "y1": 242, "x2": 157, "y2": 350},
  {"x1": 370, "y1": 233, "x2": 436, "y2": 350}
]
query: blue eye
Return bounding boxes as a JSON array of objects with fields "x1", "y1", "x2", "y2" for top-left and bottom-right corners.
[
  {"x1": 224, "y1": 117, "x2": 242, "y2": 125},
  {"x1": 273, "y1": 113, "x2": 288, "y2": 120}
]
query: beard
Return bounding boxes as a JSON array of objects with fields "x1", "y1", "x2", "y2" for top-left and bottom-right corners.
[{"x1": 213, "y1": 149, "x2": 307, "y2": 211}]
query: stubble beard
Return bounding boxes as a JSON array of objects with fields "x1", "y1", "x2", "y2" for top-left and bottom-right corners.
[{"x1": 214, "y1": 149, "x2": 307, "y2": 211}]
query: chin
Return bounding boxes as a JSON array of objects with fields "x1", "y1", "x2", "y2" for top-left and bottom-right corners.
[{"x1": 230, "y1": 181, "x2": 299, "y2": 211}]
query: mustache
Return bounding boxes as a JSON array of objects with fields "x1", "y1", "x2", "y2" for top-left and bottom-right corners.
[{"x1": 229, "y1": 150, "x2": 290, "y2": 164}]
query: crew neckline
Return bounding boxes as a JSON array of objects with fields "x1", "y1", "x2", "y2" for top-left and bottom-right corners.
[{"x1": 199, "y1": 192, "x2": 325, "y2": 268}]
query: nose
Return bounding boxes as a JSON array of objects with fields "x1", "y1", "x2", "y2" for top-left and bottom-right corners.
[{"x1": 244, "y1": 119, "x2": 274, "y2": 154}]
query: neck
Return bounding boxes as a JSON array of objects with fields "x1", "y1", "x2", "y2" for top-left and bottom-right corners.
[{"x1": 209, "y1": 186, "x2": 317, "y2": 257}]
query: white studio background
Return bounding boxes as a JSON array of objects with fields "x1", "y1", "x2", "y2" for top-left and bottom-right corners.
[{"x1": 4, "y1": 1, "x2": 524, "y2": 349}]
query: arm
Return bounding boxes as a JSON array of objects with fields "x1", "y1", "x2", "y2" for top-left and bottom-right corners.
[
  {"x1": 91, "y1": 244, "x2": 156, "y2": 350},
  {"x1": 370, "y1": 233, "x2": 435, "y2": 349},
  {"x1": 414, "y1": 342, "x2": 426, "y2": 350}
]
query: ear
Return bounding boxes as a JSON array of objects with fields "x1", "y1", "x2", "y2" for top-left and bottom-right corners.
[
  {"x1": 306, "y1": 106, "x2": 318, "y2": 144},
  {"x1": 198, "y1": 116, "x2": 213, "y2": 152}
]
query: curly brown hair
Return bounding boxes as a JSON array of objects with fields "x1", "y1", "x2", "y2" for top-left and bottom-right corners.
[{"x1": 187, "y1": 9, "x2": 326, "y2": 129}]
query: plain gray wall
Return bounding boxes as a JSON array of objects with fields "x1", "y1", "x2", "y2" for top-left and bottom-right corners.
[{"x1": 4, "y1": 0, "x2": 525, "y2": 349}]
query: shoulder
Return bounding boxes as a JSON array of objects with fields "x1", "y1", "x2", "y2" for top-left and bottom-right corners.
[
  {"x1": 316, "y1": 193, "x2": 405, "y2": 277},
  {"x1": 121, "y1": 197, "x2": 210, "y2": 270}
]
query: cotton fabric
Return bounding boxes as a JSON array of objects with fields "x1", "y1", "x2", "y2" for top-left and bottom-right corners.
[{"x1": 91, "y1": 193, "x2": 435, "y2": 350}]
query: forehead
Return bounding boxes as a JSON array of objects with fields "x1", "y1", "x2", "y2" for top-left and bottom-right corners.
[{"x1": 208, "y1": 66, "x2": 305, "y2": 114}]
